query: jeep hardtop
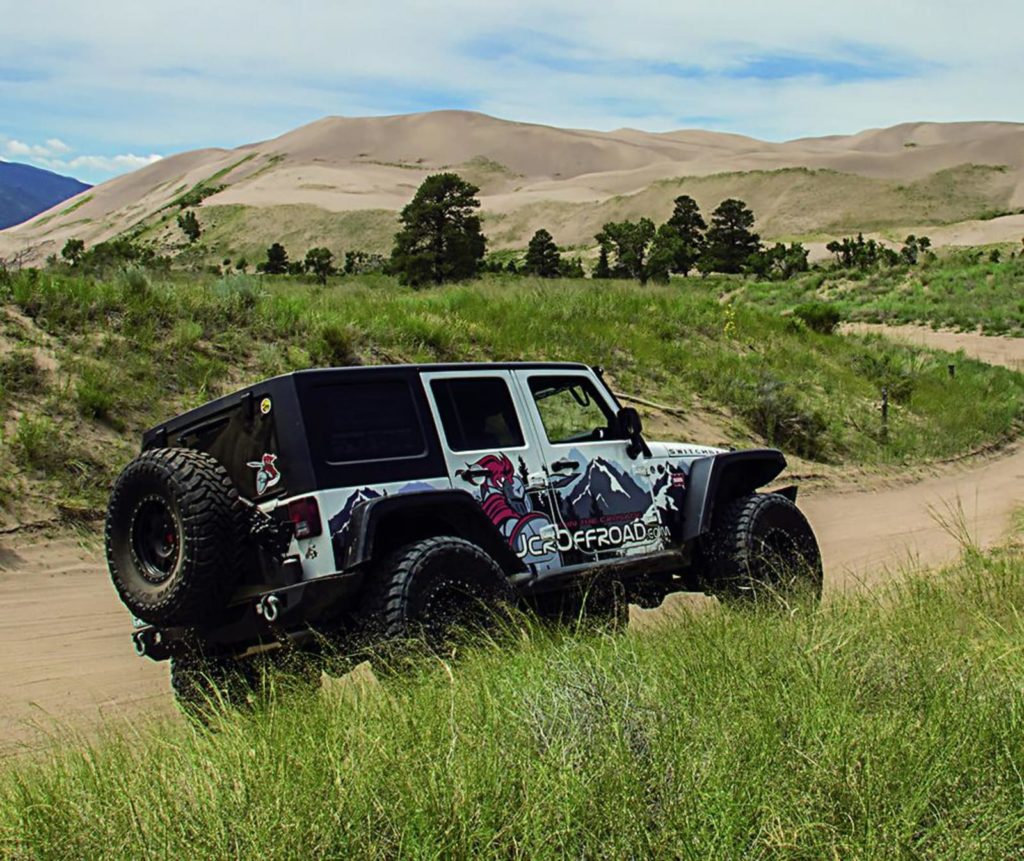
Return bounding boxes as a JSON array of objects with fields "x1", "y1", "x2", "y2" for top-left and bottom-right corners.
[{"x1": 105, "y1": 362, "x2": 821, "y2": 711}]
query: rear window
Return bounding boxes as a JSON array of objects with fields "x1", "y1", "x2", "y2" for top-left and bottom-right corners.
[
  {"x1": 315, "y1": 380, "x2": 426, "y2": 463},
  {"x1": 177, "y1": 402, "x2": 285, "y2": 498}
]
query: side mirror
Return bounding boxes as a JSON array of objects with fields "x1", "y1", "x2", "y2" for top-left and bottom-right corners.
[
  {"x1": 617, "y1": 407, "x2": 651, "y2": 459},
  {"x1": 618, "y1": 407, "x2": 643, "y2": 438}
]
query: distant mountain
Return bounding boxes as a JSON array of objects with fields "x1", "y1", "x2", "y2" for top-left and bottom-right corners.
[{"x1": 0, "y1": 161, "x2": 91, "y2": 230}]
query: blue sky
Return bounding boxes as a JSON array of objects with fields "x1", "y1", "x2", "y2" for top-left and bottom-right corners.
[{"x1": 1, "y1": 0, "x2": 1021, "y2": 184}]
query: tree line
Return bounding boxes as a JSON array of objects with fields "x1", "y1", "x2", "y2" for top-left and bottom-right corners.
[
  {"x1": 380, "y1": 172, "x2": 802, "y2": 287},
  {"x1": 52, "y1": 170, "x2": 941, "y2": 286}
]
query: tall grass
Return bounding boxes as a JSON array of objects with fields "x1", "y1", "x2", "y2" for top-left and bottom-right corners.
[
  {"x1": 738, "y1": 254, "x2": 1024, "y2": 336},
  {"x1": 2, "y1": 548, "x2": 1022, "y2": 858}
]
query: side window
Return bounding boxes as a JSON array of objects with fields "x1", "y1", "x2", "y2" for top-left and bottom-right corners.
[
  {"x1": 315, "y1": 380, "x2": 426, "y2": 463},
  {"x1": 431, "y1": 377, "x2": 525, "y2": 452},
  {"x1": 528, "y1": 375, "x2": 618, "y2": 444}
]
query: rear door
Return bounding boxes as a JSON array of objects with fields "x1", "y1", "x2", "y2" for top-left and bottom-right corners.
[
  {"x1": 421, "y1": 370, "x2": 561, "y2": 572},
  {"x1": 512, "y1": 369, "x2": 668, "y2": 564}
]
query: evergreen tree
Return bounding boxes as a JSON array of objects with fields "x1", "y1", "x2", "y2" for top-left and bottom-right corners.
[
  {"x1": 593, "y1": 246, "x2": 611, "y2": 279},
  {"x1": 700, "y1": 199, "x2": 761, "y2": 274},
  {"x1": 664, "y1": 194, "x2": 706, "y2": 275},
  {"x1": 304, "y1": 247, "x2": 336, "y2": 285},
  {"x1": 259, "y1": 243, "x2": 289, "y2": 275},
  {"x1": 177, "y1": 210, "x2": 201, "y2": 244},
  {"x1": 524, "y1": 228, "x2": 562, "y2": 277},
  {"x1": 389, "y1": 173, "x2": 486, "y2": 286}
]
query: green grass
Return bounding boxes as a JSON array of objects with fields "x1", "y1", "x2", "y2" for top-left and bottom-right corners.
[
  {"x1": 0, "y1": 268, "x2": 1022, "y2": 521},
  {"x1": 736, "y1": 253, "x2": 1024, "y2": 336},
  {"x1": 2, "y1": 545, "x2": 1023, "y2": 858}
]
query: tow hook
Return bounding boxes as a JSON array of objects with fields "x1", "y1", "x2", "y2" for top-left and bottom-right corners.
[
  {"x1": 132, "y1": 628, "x2": 163, "y2": 657},
  {"x1": 255, "y1": 593, "x2": 281, "y2": 623}
]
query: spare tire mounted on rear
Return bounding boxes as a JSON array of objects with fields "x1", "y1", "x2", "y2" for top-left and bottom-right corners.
[{"x1": 105, "y1": 448, "x2": 243, "y2": 626}]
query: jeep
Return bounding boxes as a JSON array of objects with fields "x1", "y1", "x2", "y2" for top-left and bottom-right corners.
[{"x1": 105, "y1": 362, "x2": 821, "y2": 711}]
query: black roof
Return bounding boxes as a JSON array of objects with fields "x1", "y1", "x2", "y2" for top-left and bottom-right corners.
[{"x1": 143, "y1": 361, "x2": 595, "y2": 446}]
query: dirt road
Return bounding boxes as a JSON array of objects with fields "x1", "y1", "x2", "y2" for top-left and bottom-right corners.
[{"x1": 2, "y1": 325, "x2": 1022, "y2": 755}]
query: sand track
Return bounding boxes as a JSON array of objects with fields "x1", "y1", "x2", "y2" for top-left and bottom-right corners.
[{"x1": 2, "y1": 325, "x2": 1022, "y2": 754}]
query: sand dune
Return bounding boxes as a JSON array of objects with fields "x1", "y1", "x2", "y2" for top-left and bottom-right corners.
[{"x1": 3, "y1": 111, "x2": 1023, "y2": 262}]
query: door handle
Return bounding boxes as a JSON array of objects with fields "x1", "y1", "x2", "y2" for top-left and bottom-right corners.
[{"x1": 551, "y1": 459, "x2": 580, "y2": 472}]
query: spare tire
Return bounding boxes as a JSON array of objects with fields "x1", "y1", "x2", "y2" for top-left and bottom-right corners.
[{"x1": 105, "y1": 448, "x2": 243, "y2": 626}]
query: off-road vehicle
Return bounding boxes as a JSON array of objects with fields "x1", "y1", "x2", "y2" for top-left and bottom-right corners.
[{"x1": 105, "y1": 362, "x2": 821, "y2": 710}]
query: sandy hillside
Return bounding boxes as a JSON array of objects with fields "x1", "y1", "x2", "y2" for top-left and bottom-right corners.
[{"x1": 2, "y1": 112, "x2": 1024, "y2": 263}]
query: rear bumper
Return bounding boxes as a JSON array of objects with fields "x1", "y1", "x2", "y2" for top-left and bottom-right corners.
[{"x1": 131, "y1": 569, "x2": 364, "y2": 661}]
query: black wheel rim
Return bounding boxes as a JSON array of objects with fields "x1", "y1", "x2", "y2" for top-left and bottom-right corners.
[
  {"x1": 753, "y1": 527, "x2": 812, "y2": 595},
  {"x1": 130, "y1": 495, "x2": 180, "y2": 584},
  {"x1": 417, "y1": 577, "x2": 488, "y2": 641}
]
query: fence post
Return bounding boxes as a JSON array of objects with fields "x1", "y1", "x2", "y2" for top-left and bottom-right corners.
[{"x1": 881, "y1": 386, "x2": 889, "y2": 442}]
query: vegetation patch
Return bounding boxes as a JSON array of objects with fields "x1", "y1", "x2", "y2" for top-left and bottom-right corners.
[{"x1": 2, "y1": 546, "x2": 1022, "y2": 858}]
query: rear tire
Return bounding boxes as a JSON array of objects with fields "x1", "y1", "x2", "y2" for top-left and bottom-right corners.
[
  {"x1": 358, "y1": 536, "x2": 515, "y2": 654},
  {"x1": 700, "y1": 492, "x2": 822, "y2": 605},
  {"x1": 105, "y1": 448, "x2": 243, "y2": 626}
]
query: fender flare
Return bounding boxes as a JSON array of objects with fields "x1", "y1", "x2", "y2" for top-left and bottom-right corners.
[
  {"x1": 339, "y1": 489, "x2": 528, "y2": 575},
  {"x1": 681, "y1": 449, "x2": 787, "y2": 541}
]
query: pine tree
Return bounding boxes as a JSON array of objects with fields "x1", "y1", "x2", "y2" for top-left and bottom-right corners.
[
  {"x1": 524, "y1": 228, "x2": 562, "y2": 277},
  {"x1": 389, "y1": 173, "x2": 486, "y2": 286},
  {"x1": 700, "y1": 199, "x2": 760, "y2": 274},
  {"x1": 259, "y1": 243, "x2": 289, "y2": 275},
  {"x1": 664, "y1": 194, "x2": 706, "y2": 275},
  {"x1": 177, "y1": 210, "x2": 201, "y2": 244}
]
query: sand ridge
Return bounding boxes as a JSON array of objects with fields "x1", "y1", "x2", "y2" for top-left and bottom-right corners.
[{"x1": 3, "y1": 112, "x2": 1024, "y2": 263}]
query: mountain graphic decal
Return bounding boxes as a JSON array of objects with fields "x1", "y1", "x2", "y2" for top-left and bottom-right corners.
[{"x1": 561, "y1": 457, "x2": 652, "y2": 522}]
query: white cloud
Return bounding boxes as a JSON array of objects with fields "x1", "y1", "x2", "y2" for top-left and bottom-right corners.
[
  {"x1": 1, "y1": 134, "x2": 162, "y2": 181},
  {"x1": 62, "y1": 153, "x2": 162, "y2": 173},
  {"x1": 0, "y1": 0, "x2": 1020, "y2": 174},
  {"x1": 5, "y1": 140, "x2": 35, "y2": 157}
]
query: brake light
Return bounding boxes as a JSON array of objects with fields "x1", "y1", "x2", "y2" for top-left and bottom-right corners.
[{"x1": 287, "y1": 497, "x2": 322, "y2": 539}]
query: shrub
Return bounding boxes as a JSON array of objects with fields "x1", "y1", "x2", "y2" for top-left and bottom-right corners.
[
  {"x1": 75, "y1": 365, "x2": 121, "y2": 426},
  {"x1": 311, "y1": 322, "x2": 359, "y2": 367},
  {"x1": 792, "y1": 303, "x2": 841, "y2": 334},
  {"x1": 13, "y1": 415, "x2": 69, "y2": 474},
  {"x1": 739, "y1": 373, "x2": 830, "y2": 461},
  {"x1": 0, "y1": 349, "x2": 45, "y2": 393}
]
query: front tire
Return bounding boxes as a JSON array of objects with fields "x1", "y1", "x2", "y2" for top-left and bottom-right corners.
[{"x1": 700, "y1": 492, "x2": 822, "y2": 605}]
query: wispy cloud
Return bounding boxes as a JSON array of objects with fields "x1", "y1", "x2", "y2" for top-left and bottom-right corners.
[
  {"x1": 0, "y1": 0, "x2": 1020, "y2": 184},
  {"x1": 2, "y1": 136, "x2": 161, "y2": 180}
]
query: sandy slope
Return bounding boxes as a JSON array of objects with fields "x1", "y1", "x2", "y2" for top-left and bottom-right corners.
[
  {"x1": 2, "y1": 325, "x2": 1023, "y2": 753},
  {"x1": 3, "y1": 112, "x2": 1023, "y2": 262}
]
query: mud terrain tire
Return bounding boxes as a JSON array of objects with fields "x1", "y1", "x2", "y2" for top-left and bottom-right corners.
[
  {"x1": 105, "y1": 448, "x2": 243, "y2": 626},
  {"x1": 701, "y1": 492, "x2": 822, "y2": 604},
  {"x1": 359, "y1": 536, "x2": 514, "y2": 650}
]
